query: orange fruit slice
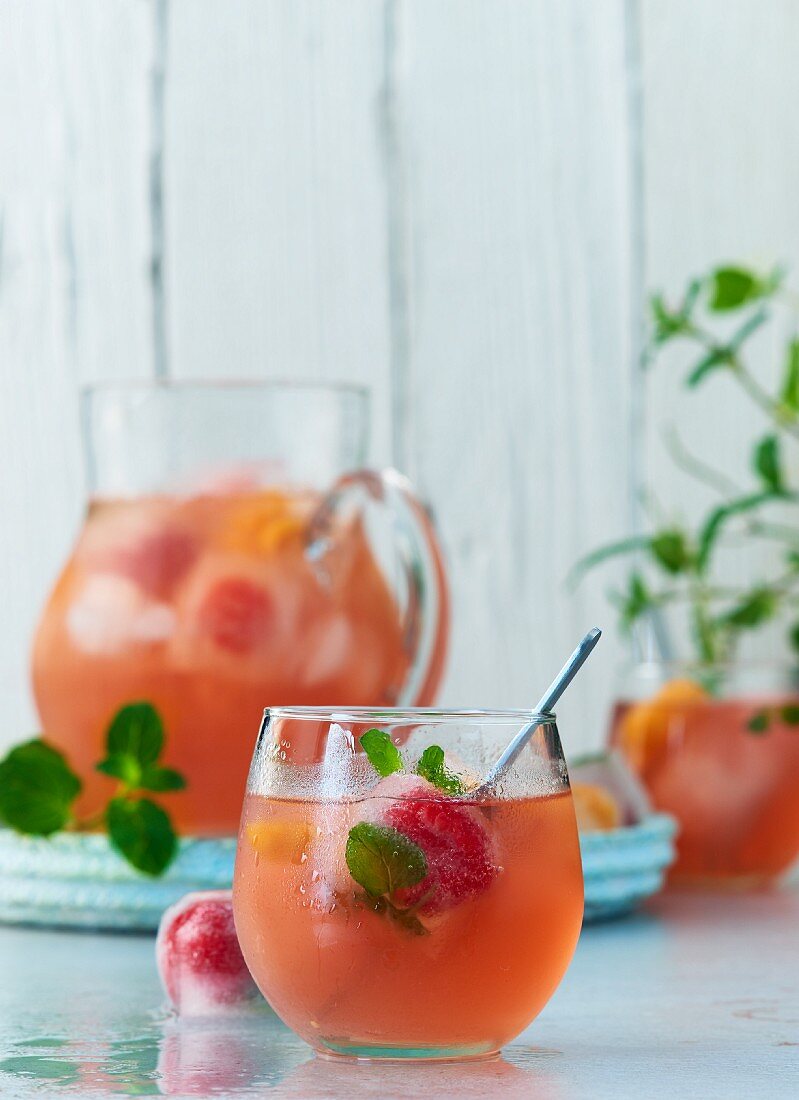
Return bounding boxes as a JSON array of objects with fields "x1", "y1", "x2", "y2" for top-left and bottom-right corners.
[
  {"x1": 222, "y1": 491, "x2": 306, "y2": 554},
  {"x1": 572, "y1": 782, "x2": 621, "y2": 832},
  {"x1": 619, "y1": 678, "x2": 708, "y2": 772},
  {"x1": 246, "y1": 820, "x2": 311, "y2": 864},
  {"x1": 657, "y1": 678, "x2": 708, "y2": 705}
]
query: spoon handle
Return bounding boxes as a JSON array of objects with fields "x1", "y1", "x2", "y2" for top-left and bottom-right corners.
[
  {"x1": 535, "y1": 626, "x2": 602, "y2": 715},
  {"x1": 480, "y1": 628, "x2": 602, "y2": 790}
]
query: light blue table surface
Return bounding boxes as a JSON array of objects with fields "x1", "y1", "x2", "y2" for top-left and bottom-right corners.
[{"x1": 0, "y1": 889, "x2": 797, "y2": 1099}]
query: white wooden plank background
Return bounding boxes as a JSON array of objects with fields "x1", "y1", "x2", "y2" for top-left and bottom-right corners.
[
  {"x1": 390, "y1": 0, "x2": 635, "y2": 742},
  {"x1": 0, "y1": 0, "x2": 156, "y2": 746},
  {"x1": 640, "y1": 0, "x2": 799, "y2": 657},
  {"x1": 163, "y1": 0, "x2": 394, "y2": 462},
  {"x1": 1, "y1": 0, "x2": 796, "y2": 757}
]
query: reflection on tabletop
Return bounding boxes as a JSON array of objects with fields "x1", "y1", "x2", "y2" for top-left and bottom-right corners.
[
  {"x1": 264, "y1": 1052, "x2": 561, "y2": 1100},
  {"x1": 157, "y1": 1015, "x2": 564, "y2": 1099},
  {"x1": 1, "y1": 1011, "x2": 561, "y2": 1098}
]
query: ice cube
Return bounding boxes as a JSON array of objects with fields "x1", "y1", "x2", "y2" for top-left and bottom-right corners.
[
  {"x1": 156, "y1": 891, "x2": 260, "y2": 1017},
  {"x1": 80, "y1": 505, "x2": 197, "y2": 599},
  {"x1": 131, "y1": 601, "x2": 176, "y2": 644},
  {"x1": 319, "y1": 723, "x2": 358, "y2": 801},
  {"x1": 299, "y1": 615, "x2": 353, "y2": 686},
  {"x1": 355, "y1": 771, "x2": 437, "y2": 820},
  {"x1": 67, "y1": 575, "x2": 174, "y2": 653}
]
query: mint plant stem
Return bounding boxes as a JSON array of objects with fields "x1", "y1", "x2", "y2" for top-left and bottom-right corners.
[{"x1": 574, "y1": 261, "x2": 799, "y2": 666}]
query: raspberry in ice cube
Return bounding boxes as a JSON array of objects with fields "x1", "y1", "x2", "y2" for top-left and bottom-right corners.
[
  {"x1": 197, "y1": 575, "x2": 274, "y2": 654},
  {"x1": 385, "y1": 787, "x2": 498, "y2": 914},
  {"x1": 110, "y1": 526, "x2": 197, "y2": 599},
  {"x1": 156, "y1": 890, "x2": 259, "y2": 1016},
  {"x1": 80, "y1": 505, "x2": 198, "y2": 600}
]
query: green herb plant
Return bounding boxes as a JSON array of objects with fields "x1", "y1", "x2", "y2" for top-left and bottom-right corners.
[
  {"x1": 342, "y1": 728, "x2": 467, "y2": 934},
  {"x1": 572, "y1": 264, "x2": 799, "y2": 682},
  {"x1": 0, "y1": 702, "x2": 185, "y2": 876}
]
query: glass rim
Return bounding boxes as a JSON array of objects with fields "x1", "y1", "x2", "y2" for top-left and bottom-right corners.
[
  {"x1": 626, "y1": 658, "x2": 799, "y2": 674},
  {"x1": 79, "y1": 378, "x2": 369, "y2": 400},
  {"x1": 265, "y1": 706, "x2": 556, "y2": 724}
]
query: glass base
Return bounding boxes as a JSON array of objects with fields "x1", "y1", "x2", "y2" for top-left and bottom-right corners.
[{"x1": 315, "y1": 1040, "x2": 500, "y2": 1063}]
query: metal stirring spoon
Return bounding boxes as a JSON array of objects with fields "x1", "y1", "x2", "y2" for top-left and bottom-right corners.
[{"x1": 476, "y1": 627, "x2": 602, "y2": 794}]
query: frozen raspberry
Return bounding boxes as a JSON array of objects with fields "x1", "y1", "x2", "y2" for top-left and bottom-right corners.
[
  {"x1": 158, "y1": 1021, "x2": 260, "y2": 1096},
  {"x1": 100, "y1": 527, "x2": 197, "y2": 599},
  {"x1": 196, "y1": 576, "x2": 274, "y2": 654},
  {"x1": 156, "y1": 891, "x2": 259, "y2": 1016},
  {"x1": 385, "y1": 789, "x2": 497, "y2": 914}
]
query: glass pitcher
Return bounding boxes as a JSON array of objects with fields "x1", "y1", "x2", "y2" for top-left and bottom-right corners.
[
  {"x1": 607, "y1": 661, "x2": 799, "y2": 884},
  {"x1": 31, "y1": 382, "x2": 449, "y2": 835}
]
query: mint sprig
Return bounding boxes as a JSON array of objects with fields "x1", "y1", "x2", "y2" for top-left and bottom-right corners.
[
  {"x1": 0, "y1": 701, "x2": 186, "y2": 876},
  {"x1": 572, "y1": 262, "x2": 799, "y2": 672},
  {"x1": 96, "y1": 702, "x2": 186, "y2": 795},
  {"x1": 358, "y1": 729, "x2": 467, "y2": 796}
]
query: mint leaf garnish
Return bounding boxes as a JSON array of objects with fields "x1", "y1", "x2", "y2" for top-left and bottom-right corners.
[
  {"x1": 106, "y1": 796, "x2": 177, "y2": 876},
  {"x1": 753, "y1": 435, "x2": 785, "y2": 494},
  {"x1": 722, "y1": 587, "x2": 778, "y2": 629},
  {"x1": 359, "y1": 728, "x2": 404, "y2": 777},
  {"x1": 746, "y1": 704, "x2": 799, "y2": 734},
  {"x1": 345, "y1": 821, "x2": 427, "y2": 898},
  {"x1": 359, "y1": 727, "x2": 466, "y2": 795},
  {"x1": 96, "y1": 753, "x2": 142, "y2": 787},
  {"x1": 139, "y1": 766, "x2": 186, "y2": 792},
  {"x1": 708, "y1": 265, "x2": 767, "y2": 311},
  {"x1": 105, "y1": 702, "x2": 163, "y2": 766},
  {"x1": 416, "y1": 745, "x2": 464, "y2": 795},
  {"x1": 780, "y1": 339, "x2": 799, "y2": 416},
  {"x1": 747, "y1": 711, "x2": 770, "y2": 734},
  {"x1": 616, "y1": 571, "x2": 655, "y2": 631},
  {"x1": 0, "y1": 740, "x2": 81, "y2": 835},
  {"x1": 650, "y1": 529, "x2": 692, "y2": 575},
  {"x1": 365, "y1": 895, "x2": 429, "y2": 936}
]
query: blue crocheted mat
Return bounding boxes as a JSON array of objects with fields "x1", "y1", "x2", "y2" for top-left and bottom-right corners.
[
  {"x1": 0, "y1": 829, "x2": 236, "y2": 932},
  {"x1": 0, "y1": 811, "x2": 676, "y2": 932},
  {"x1": 581, "y1": 813, "x2": 677, "y2": 922}
]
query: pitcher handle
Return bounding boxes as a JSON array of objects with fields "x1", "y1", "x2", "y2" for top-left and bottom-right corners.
[{"x1": 307, "y1": 468, "x2": 449, "y2": 705}]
